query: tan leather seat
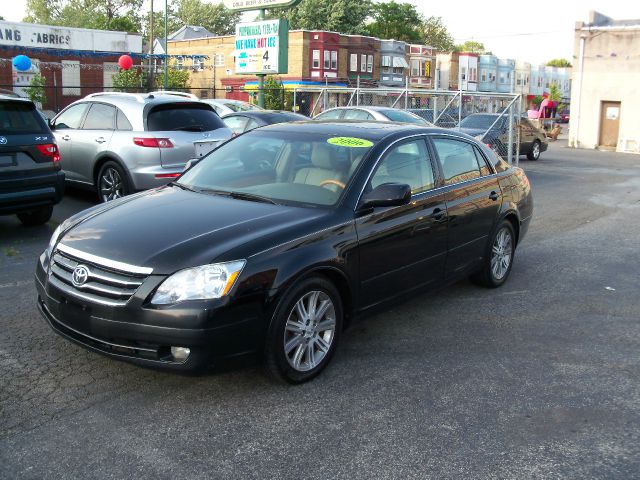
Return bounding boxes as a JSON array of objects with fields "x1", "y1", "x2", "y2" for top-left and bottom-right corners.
[{"x1": 294, "y1": 143, "x2": 347, "y2": 191}]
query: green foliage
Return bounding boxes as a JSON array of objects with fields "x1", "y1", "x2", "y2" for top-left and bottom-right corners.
[
  {"x1": 531, "y1": 95, "x2": 544, "y2": 107},
  {"x1": 24, "y1": 73, "x2": 47, "y2": 105},
  {"x1": 546, "y1": 58, "x2": 572, "y2": 68},
  {"x1": 365, "y1": 1, "x2": 423, "y2": 43},
  {"x1": 274, "y1": 0, "x2": 372, "y2": 35},
  {"x1": 158, "y1": 68, "x2": 190, "y2": 90},
  {"x1": 455, "y1": 41, "x2": 486, "y2": 54},
  {"x1": 421, "y1": 16, "x2": 455, "y2": 52},
  {"x1": 262, "y1": 76, "x2": 293, "y2": 110},
  {"x1": 111, "y1": 68, "x2": 146, "y2": 91},
  {"x1": 24, "y1": 0, "x2": 143, "y2": 32},
  {"x1": 548, "y1": 84, "x2": 561, "y2": 102},
  {"x1": 175, "y1": 0, "x2": 241, "y2": 35}
]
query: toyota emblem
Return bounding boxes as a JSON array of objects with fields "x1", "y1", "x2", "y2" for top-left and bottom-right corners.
[
  {"x1": 0, "y1": 136, "x2": 7, "y2": 145},
  {"x1": 72, "y1": 265, "x2": 90, "y2": 287}
]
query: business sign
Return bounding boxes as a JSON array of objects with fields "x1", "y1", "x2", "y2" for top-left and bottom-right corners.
[
  {"x1": 235, "y1": 19, "x2": 288, "y2": 75},
  {"x1": 0, "y1": 20, "x2": 143, "y2": 53},
  {"x1": 223, "y1": 0, "x2": 301, "y2": 12}
]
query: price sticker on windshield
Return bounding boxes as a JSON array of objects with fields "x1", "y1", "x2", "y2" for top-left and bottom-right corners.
[{"x1": 327, "y1": 137, "x2": 374, "y2": 148}]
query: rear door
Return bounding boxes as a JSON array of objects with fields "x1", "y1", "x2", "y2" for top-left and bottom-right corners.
[
  {"x1": 50, "y1": 102, "x2": 89, "y2": 181},
  {"x1": 72, "y1": 102, "x2": 116, "y2": 183},
  {"x1": 430, "y1": 136, "x2": 502, "y2": 277},
  {"x1": 0, "y1": 100, "x2": 59, "y2": 194}
]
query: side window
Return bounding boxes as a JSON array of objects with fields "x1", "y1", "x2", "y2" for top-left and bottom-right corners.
[
  {"x1": 433, "y1": 138, "x2": 481, "y2": 185},
  {"x1": 370, "y1": 139, "x2": 435, "y2": 194},
  {"x1": 53, "y1": 103, "x2": 88, "y2": 130},
  {"x1": 343, "y1": 109, "x2": 371, "y2": 120},
  {"x1": 82, "y1": 103, "x2": 115, "y2": 130},
  {"x1": 473, "y1": 147, "x2": 492, "y2": 176},
  {"x1": 315, "y1": 109, "x2": 342, "y2": 120},
  {"x1": 223, "y1": 116, "x2": 249, "y2": 135},
  {"x1": 116, "y1": 109, "x2": 133, "y2": 131},
  {"x1": 245, "y1": 119, "x2": 259, "y2": 132}
]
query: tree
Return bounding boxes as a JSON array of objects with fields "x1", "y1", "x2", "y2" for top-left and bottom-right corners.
[
  {"x1": 455, "y1": 40, "x2": 486, "y2": 54},
  {"x1": 548, "y1": 84, "x2": 561, "y2": 102},
  {"x1": 421, "y1": 16, "x2": 455, "y2": 52},
  {"x1": 365, "y1": 1, "x2": 423, "y2": 43},
  {"x1": 24, "y1": 73, "x2": 47, "y2": 106},
  {"x1": 273, "y1": 0, "x2": 372, "y2": 35},
  {"x1": 546, "y1": 58, "x2": 572, "y2": 68},
  {"x1": 157, "y1": 68, "x2": 190, "y2": 89},
  {"x1": 175, "y1": 0, "x2": 241, "y2": 35},
  {"x1": 112, "y1": 68, "x2": 146, "y2": 91}
]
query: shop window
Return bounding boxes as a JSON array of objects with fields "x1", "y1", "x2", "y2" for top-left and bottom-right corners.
[{"x1": 312, "y1": 50, "x2": 320, "y2": 69}]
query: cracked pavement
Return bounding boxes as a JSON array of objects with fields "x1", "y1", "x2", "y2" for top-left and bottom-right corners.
[{"x1": 1, "y1": 142, "x2": 639, "y2": 479}]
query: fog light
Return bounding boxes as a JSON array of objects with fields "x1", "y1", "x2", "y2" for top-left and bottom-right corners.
[{"x1": 170, "y1": 346, "x2": 190, "y2": 361}]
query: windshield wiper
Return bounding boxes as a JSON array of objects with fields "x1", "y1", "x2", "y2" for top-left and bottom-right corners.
[
  {"x1": 197, "y1": 188, "x2": 278, "y2": 205},
  {"x1": 169, "y1": 181, "x2": 196, "y2": 192}
]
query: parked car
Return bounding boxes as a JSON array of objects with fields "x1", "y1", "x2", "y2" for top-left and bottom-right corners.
[
  {"x1": 407, "y1": 108, "x2": 458, "y2": 128},
  {"x1": 203, "y1": 99, "x2": 263, "y2": 116},
  {"x1": 314, "y1": 106, "x2": 433, "y2": 126},
  {"x1": 455, "y1": 113, "x2": 548, "y2": 161},
  {"x1": 557, "y1": 109, "x2": 570, "y2": 124},
  {"x1": 0, "y1": 95, "x2": 65, "y2": 225},
  {"x1": 37, "y1": 121, "x2": 533, "y2": 382},
  {"x1": 222, "y1": 110, "x2": 308, "y2": 135},
  {"x1": 49, "y1": 92, "x2": 232, "y2": 202}
]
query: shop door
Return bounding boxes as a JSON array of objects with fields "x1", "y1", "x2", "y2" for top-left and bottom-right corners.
[{"x1": 599, "y1": 101, "x2": 621, "y2": 148}]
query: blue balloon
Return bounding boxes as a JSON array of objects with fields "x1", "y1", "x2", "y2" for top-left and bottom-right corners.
[{"x1": 13, "y1": 55, "x2": 32, "y2": 72}]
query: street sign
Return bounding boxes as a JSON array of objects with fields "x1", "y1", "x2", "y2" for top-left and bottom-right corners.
[
  {"x1": 235, "y1": 19, "x2": 288, "y2": 75},
  {"x1": 223, "y1": 0, "x2": 301, "y2": 12}
]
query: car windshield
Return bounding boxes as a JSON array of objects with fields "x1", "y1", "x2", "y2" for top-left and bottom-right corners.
[
  {"x1": 459, "y1": 115, "x2": 501, "y2": 129},
  {"x1": 0, "y1": 101, "x2": 48, "y2": 134},
  {"x1": 147, "y1": 103, "x2": 226, "y2": 132},
  {"x1": 177, "y1": 130, "x2": 375, "y2": 207},
  {"x1": 383, "y1": 110, "x2": 430, "y2": 125},
  {"x1": 225, "y1": 101, "x2": 261, "y2": 112}
]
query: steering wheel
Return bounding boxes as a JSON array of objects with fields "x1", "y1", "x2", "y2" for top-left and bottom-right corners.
[{"x1": 319, "y1": 179, "x2": 346, "y2": 189}]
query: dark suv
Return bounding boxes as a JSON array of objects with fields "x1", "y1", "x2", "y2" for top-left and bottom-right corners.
[{"x1": 0, "y1": 96, "x2": 65, "y2": 225}]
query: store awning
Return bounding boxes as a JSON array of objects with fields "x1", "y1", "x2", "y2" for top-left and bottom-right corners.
[{"x1": 392, "y1": 57, "x2": 409, "y2": 68}]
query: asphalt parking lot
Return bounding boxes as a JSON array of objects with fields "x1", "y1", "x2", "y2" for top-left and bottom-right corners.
[{"x1": 1, "y1": 140, "x2": 639, "y2": 479}]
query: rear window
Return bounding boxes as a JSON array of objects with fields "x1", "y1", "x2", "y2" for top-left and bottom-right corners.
[
  {"x1": 0, "y1": 101, "x2": 48, "y2": 134},
  {"x1": 146, "y1": 103, "x2": 226, "y2": 132},
  {"x1": 383, "y1": 110, "x2": 429, "y2": 125}
]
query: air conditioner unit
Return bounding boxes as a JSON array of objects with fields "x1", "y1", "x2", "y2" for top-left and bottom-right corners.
[{"x1": 225, "y1": 86, "x2": 233, "y2": 92}]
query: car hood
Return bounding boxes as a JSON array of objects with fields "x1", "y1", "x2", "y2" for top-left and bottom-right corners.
[{"x1": 58, "y1": 186, "x2": 329, "y2": 274}]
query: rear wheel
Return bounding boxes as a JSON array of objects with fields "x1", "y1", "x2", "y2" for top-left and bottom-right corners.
[
  {"x1": 527, "y1": 140, "x2": 541, "y2": 161},
  {"x1": 97, "y1": 161, "x2": 130, "y2": 202},
  {"x1": 17, "y1": 205, "x2": 53, "y2": 226},
  {"x1": 471, "y1": 220, "x2": 516, "y2": 288},
  {"x1": 265, "y1": 276, "x2": 343, "y2": 384}
]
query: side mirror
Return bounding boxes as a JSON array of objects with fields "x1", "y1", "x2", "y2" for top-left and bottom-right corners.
[
  {"x1": 183, "y1": 158, "x2": 201, "y2": 171},
  {"x1": 360, "y1": 183, "x2": 411, "y2": 209}
]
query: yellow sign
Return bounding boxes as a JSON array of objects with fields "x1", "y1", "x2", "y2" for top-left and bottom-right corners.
[{"x1": 327, "y1": 137, "x2": 374, "y2": 148}]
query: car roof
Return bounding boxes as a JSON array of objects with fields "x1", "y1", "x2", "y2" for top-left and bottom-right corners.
[
  {"x1": 0, "y1": 94, "x2": 33, "y2": 103},
  {"x1": 254, "y1": 120, "x2": 459, "y2": 141},
  {"x1": 223, "y1": 110, "x2": 305, "y2": 119}
]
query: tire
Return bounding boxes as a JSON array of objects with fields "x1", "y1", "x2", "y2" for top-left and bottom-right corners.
[
  {"x1": 97, "y1": 161, "x2": 130, "y2": 203},
  {"x1": 471, "y1": 220, "x2": 516, "y2": 288},
  {"x1": 265, "y1": 275, "x2": 343, "y2": 384},
  {"x1": 17, "y1": 205, "x2": 53, "y2": 226},
  {"x1": 527, "y1": 140, "x2": 541, "y2": 161}
]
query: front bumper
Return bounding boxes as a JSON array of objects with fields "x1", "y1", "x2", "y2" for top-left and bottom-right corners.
[
  {"x1": 0, "y1": 170, "x2": 65, "y2": 214},
  {"x1": 35, "y1": 256, "x2": 262, "y2": 370}
]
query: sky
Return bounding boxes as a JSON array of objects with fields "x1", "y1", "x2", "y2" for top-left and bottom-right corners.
[{"x1": 4, "y1": 0, "x2": 640, "y2": 65}]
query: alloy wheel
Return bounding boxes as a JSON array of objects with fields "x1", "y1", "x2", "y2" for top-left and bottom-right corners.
[
  {"x1": 283, "y1": 290, "x2": 336, "y2": 372},
  {"x1": 532, "y1": 142, "x2": 540, "y2": 159},
  {"x1": 491, "y1": 227, "x2": 513, "y2": 281},
  {"x1": 100, "y1": 167, "x2": 124, "y2": 202}
]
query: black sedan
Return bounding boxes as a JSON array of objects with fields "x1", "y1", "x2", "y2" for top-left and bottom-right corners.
[
  {"x1": 35, "y1": 122, "x2": 533, "y2": 383},
  {"x1": 222, "y1": 110, "x2": 308, "y2": 135}
]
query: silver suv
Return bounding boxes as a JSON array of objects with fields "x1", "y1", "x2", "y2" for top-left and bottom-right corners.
[{"x1": 50, "y1": 92, "x2": 232, "y2": 202}]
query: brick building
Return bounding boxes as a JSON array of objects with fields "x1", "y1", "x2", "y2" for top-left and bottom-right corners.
[{"x1": 0, "y1": 20, "x2": 142, "y2": 112}]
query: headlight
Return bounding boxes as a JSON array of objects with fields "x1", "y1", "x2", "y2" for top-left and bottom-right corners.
[
  {"x1": 46, "y1": 224, "x2": 63, "y2": 258},
  {"x1": 151, "y1": 260, "x2": 246, "y2": 305}
]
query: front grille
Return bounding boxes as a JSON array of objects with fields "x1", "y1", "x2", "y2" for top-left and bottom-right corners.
[{"x1": 48, "y1": 250, "x2": 147, "y2": 307}]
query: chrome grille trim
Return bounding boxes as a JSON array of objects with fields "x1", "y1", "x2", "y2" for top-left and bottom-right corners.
[
  {"x1": 57, "y1": 243, "x2": 153, "y2": 275},
  {"x1": 52, "y1": 254, "x2": 144, "y2": 288},
  {"x1": 48, "y1": 275, "x2": 129, "y2": 307}
]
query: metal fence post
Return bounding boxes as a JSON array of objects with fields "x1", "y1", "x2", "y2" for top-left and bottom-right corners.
[
  {"x1": 507, "y1": 101, "x2": 514, "y2": 165},
  {"x1": 458, "y1": 89, "x2": 462, "y2": 127},
  {"x1": 293, "y1": 89, "x2": 297, "y2": 113}
]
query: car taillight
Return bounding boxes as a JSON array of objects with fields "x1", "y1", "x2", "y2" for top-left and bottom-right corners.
[
  {"x1": 133, "y1": 137, "x2": 174, "y2": 148},
  {"x1": 36, "y1": 143, "x2": 60, "y2": 162},
  {"x1": 154, "y1": 173, "x2": 181, "y2": 179}
]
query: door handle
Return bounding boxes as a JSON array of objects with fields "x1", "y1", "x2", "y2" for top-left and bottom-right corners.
[
  {"x1": 431, "y1": 208, "x2": 447, "y2": 222},
  {"x1": 61, "y1": 135, "x2": 70, "y2": 141},
  {"x1": 489, "y1": 191, "x2": 499, "y2": 201},
  {"x1": 95, "y1": 137, "x2": 106, "y2": 144}
]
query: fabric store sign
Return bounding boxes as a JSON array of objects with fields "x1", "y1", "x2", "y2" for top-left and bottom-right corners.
[
  {"x1": 0, "y1": 20, "x2": 142, "y2": 53},
  {"x1": 235, "y1": 19, "x2": 288, "y2": 74}
]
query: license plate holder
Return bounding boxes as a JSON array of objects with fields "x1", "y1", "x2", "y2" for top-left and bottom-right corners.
[
  {"x1": 193, "y1": 140, "x2": 218, "y2": 158},
  {"x1": 0, "y1": 154, "x2": 16, "y2": 168}
]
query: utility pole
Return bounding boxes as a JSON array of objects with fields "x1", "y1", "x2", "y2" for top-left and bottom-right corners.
[
  {"x1": 164, "y1": 0, "x2": 169, "y2": 90},
  {"x1": 149, "y1": 0, "x2": 154, "y2": 88},
  {"x1": 257, "y1": 8, "x2": 266, "y2": 108}
]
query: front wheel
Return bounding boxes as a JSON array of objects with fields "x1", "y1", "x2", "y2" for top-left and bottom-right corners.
[
  {"x1": 527, "y1": 140, "x2": 541, "y2": 161},
  {"x1": 471, "y1": 220, "x2": 516, "y2": 288},
  {"x1": 97, "y1": 161, "x2": 130, "y2": 202},
  {"x1": 265, "y1": 276, "x2": 343, "y2": 383}
]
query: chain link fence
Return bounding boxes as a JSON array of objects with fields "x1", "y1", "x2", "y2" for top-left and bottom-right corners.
[{"x1": 293, "y1": 87, "x2": 523, "y2": 164}]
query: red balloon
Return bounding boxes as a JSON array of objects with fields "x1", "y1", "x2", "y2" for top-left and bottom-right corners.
[{"x1": 118, "y1": 55, "x2": 133, "y2": 70}]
